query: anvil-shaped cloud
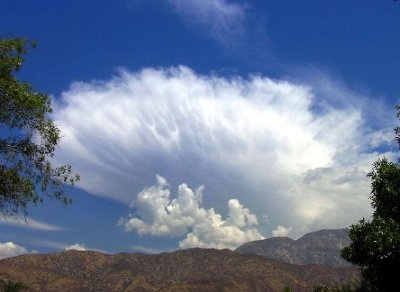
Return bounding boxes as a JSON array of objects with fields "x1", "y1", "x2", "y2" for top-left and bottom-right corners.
[{"x1": 53, "y1": 66, "x2": 394, "y2": 247}]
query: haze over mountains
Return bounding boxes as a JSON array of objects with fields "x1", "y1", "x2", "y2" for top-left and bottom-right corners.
[{"x1": 0, "y1": 229, "x2": 359, "y2": 291}]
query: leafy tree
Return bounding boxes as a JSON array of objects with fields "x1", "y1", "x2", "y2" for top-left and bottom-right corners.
[
  {"x1": 313, "y1": 285, "x2": 365, "y2": 292},
  {"x1": 0, "y1": 38, "x2": 79, "y2": 216},
  {"x1": 0, "y1": 279, "x2": 26, "y2": 292},
  {"x1": 341, "y1": 109, "x2": 400, "y2": 291}
]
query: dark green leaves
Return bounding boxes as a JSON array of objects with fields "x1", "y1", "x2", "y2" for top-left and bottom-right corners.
[
  {"x1": 0, "y1": 278, "x2": 27, "y2": 292},
  {"x1": 341, "y1": 112, "x2": 400, "y2": 291},
  {"x1": 0, "y1": 38, "x2": 79, "y2": 216}
]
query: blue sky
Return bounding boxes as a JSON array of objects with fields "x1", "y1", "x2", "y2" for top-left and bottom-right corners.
[{"x1": 1, "y1": 0, "x2": 400, "y2": 257}]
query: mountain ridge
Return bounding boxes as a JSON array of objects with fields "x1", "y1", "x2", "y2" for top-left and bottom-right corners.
[
  {"x1": 0, "y1": 247, "x2": 359, "y2": 291},
  {"x1": 235, "y1": 228, "x2": 351, "y2": 267}
]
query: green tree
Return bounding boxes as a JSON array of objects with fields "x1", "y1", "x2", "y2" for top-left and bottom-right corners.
[
  {"x1": 0, "y1": 38, "x2": 79, "y2": 216},
  {"x1": 0, "y1": 279, "x2": 26, "y2": 292},
  {"x1": 341, "y1": 109, "x2": 400, "y2": 291},
  {"x1": 313, "y1": 285, "x2": 364, "y2": 292}
]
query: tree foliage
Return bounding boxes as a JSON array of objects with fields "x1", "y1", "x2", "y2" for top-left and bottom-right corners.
[
  {"x1": 341, "y1": 110, "x2": 400, "y2": 291},
  {"x1": 313, "y1": 285, "x2": 362, "y2": 292},
  {"x1": 0, "y1": 38, "x2": 79, "y2": 216},
  {"x1": 0, "y1": 279, "x2": 26, "y2": 292}
]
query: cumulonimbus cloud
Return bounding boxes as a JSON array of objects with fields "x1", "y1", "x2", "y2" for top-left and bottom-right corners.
[
  {"x1": 54, "y1": 66, "x2": 395, "y2": 242},
  {"x1": 119, "y1": 175, "x2": 264, "y2": 249}
]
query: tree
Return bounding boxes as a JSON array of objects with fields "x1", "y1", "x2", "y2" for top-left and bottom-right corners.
[
  {"x1": 0, "y1": 38, "x2": 79, "y2": 216},
  {"x1": 0, "y1": 279, "x2": 27, "y2": 292},
  {"x1": 341, "y1": 109, "x2": 400, "y2": 291}
]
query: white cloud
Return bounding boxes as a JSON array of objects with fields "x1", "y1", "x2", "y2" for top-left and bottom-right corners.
[
  {"x1": 166, "y1": 0, "x2": 247, "y2": 42},
  {"x1": 53, "y1": 66, "x2": 395, "y2": 239},
  {"x1": 120, "y1": 176, "x2": 263, "y2": 249},
  {"x1": 65, "y1": 243, "x2": 87, "y2": 251},
  {"x1": 0, "y1": 216, "x2": 63, "y2": 231},
  {"x1": 272, "y1": 225, "x2": 292, "y2": 237},
  {"x1": 0, "y1": 242, "x2": 31, "y2": 259},
  {"x1": 30, "y1": 239, "x2": 106, "y2": 253}
]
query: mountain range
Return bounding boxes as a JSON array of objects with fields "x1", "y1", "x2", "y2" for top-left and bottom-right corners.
[
  {"x1": 235, "y1": 229, "x2": 351, "y2": 267},
  {"x1": 0, "y1": 229, "x2": 359, "y2": 291}
]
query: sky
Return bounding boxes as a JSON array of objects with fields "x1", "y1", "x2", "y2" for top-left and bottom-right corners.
[{"x1": 1, "y1": 0, "x2": 400, "y2": 258}]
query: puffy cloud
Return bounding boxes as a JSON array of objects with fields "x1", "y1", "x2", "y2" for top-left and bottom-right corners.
[
  {"x1": 272, "y1": 225, "x2": 292, "y2": 237},
  {"x1": 166, "y1": 0, "x2": 247, "y2": 42},
  {"x1": 0, "y1": 242, "x2": 30, "y2": 259},
  {"x1": 31, "y1": 240, "x2": 105, "y2": 253},
  {"x1": 120, "y1": 176, "x2": 264, "y2": 249},
  {"x1": 54, "y1": 66, "x2": 395, "y2": 239},
  {"x1": 65, "y1": 243, "x2": 87, "y2": 251},
  {"x1": 0, "y1": 216, "x2": 63, "y2": 231}
]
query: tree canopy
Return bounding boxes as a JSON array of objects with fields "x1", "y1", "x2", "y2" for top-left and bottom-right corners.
[
  {"x1": 341, "y1": 110, "x2": 400, "y2": 291},
  {"x1": 0, "y1": 278, "x2": 26, "y2": 292},
  {"x1": 0, "y1": 38, "x2": 79, "y2": 216}
]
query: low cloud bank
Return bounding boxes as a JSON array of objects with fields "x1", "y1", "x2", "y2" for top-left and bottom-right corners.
[
  {"x1": 0, "y1": 242, "x2": 32, "y2": 259},
  {"x1": 65, "y1": 243, "x2": 87, "y2": 251}
]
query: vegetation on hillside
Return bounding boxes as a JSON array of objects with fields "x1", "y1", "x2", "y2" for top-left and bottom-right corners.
[{"x1": 0, "y1": 279, "x2": 26, "y2": 292}]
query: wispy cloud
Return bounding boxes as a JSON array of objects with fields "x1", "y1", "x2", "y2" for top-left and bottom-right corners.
[
  {"x1": 54, "y1": 66, "x2": 394, "y2": 241},
  {"x1": 166, "y1": 0, "x2": 247, "y2": 43},
  {"x1": 131, "y1": 245, "x2": 172, "y2": 254},
  {"x1": 0, "y1": 216, "x2": 64, "y2": 231},
  {"x1": 27, "y1": 239, "x2": 69, "y2": 250}
]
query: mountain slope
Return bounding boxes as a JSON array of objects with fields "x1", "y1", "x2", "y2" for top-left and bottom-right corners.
[
  {"x1": 0, "y1": 248, "x2": 359, "y2": 291},
  {"x1": 235, "y1": 229, "x2": 351, "y2": 267}
]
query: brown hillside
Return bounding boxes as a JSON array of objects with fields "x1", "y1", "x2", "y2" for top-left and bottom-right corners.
[{"x1": 0, "y1": 248, "x2": 359, "y2": 292}]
